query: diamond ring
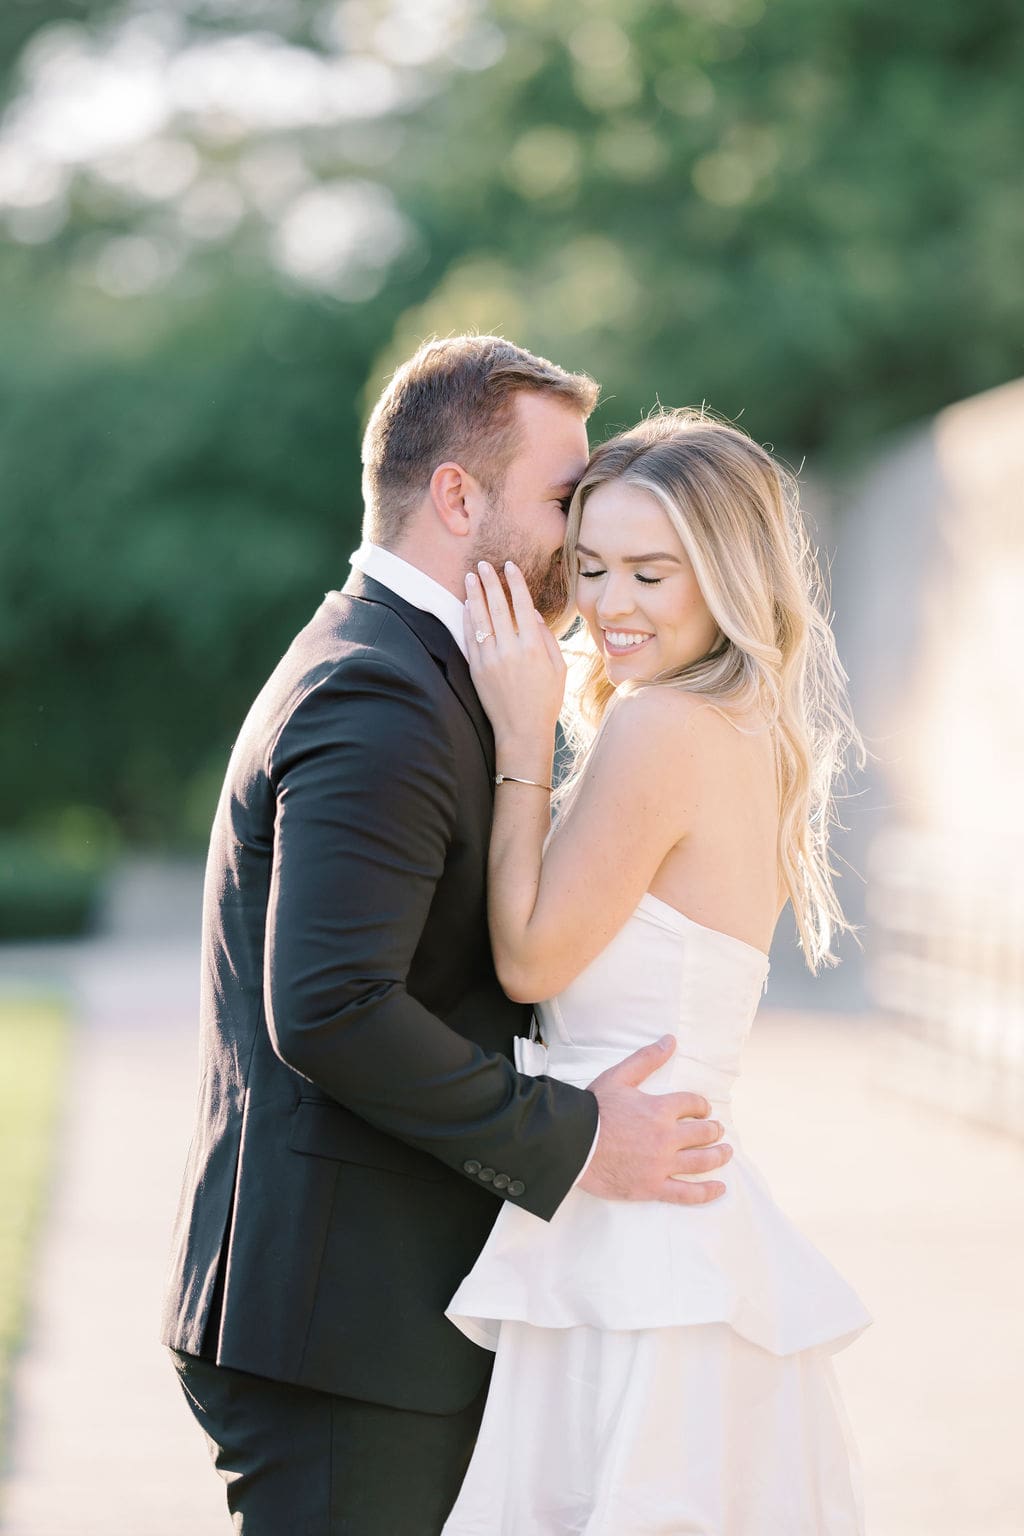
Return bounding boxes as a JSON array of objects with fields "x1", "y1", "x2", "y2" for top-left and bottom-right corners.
[{"x1": 475, "y1": 628, "x2": 495, "y2": 644}]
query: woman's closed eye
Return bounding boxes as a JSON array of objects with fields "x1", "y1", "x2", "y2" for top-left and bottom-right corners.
[{"x1": 578, "y1": 567, "x2": 664, "y2": 587}]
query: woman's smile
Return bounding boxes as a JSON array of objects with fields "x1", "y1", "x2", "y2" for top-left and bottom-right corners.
[{"x1": 601, "y1": 627, "x2": 655, "y2": 657}]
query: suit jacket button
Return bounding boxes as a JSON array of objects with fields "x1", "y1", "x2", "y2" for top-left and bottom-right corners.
[
  {"x1": 507, "y1": 1179, "x2": 526, "y2": 1197},
  {"x1": 463, "y1": 1159, "x2": 482, "y2": 1176},
  {"x1": 478, "y1": 1167, "x2": 496, "y2": 1182},
  {"x1": 492, "y1": 1173, "x2": 510, "y2": 1190}
]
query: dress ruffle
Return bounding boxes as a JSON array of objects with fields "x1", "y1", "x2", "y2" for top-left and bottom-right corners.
[
  {"x1": 447, "y1": 1025, "x2": 871, "y2": 1359},
  {"x1": 447, "y1": 1138, "x2": 871, "y2": 1357}
]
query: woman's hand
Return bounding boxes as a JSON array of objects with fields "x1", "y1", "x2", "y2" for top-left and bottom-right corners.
[{"x1": 463, "y1": 560, "x2": 567, "y2": 759}]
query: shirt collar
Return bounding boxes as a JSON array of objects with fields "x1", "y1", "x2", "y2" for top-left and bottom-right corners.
[{"x1": 348, "y1": 541, "x2": 468, "y2": 659}]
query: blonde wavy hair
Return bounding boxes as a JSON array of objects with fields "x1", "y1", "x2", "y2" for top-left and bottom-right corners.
[{"x1": 557, "y1": 408, "x2": 862, "y2": 972}]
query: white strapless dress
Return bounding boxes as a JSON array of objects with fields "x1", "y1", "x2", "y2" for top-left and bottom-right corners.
[{"x1": 443, "y1": 893, "x2": 870, "y2": 1535}]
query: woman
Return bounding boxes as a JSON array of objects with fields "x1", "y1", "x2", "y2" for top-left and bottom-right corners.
[{"x1": 442, "y1": 409, "x2": 871, "y2": 1535}]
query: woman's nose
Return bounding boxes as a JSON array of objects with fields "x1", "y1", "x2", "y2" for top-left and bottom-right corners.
[{"x1": 596, "y1": 576, "x2": 636, "y2": 623}]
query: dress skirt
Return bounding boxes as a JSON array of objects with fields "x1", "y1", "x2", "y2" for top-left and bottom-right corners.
[{"x1": 442, "y1": 1318, "x2": 864, "y2": 1536}]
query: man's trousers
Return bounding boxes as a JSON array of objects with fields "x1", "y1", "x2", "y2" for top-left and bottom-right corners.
[{"x1": 170, "y1": 1349, "x2": 490, "y2": 1536}]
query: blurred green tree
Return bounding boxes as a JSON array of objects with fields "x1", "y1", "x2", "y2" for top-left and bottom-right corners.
[
  {"x1": 0, "y1": 0, "x2": 1022, "y2": 898},
  {"x1": 386, "y1": 0, "x2": 1024, "y2": 450}
]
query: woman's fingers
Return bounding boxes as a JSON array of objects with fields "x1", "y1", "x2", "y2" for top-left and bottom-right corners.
[
  {"x1": 462, "y1": 560, "x2": 566, "y2": 744},
  {"x1": 503, "y1": 561, "x2": 539, "y2": 637},
  {"x1": 475, "y1": 561, "x2": 516, "y2": 645},
  {"x1": 464, "y1": 570, "x2": 496, "y2": 648},
  {"x1": 536, "y1": 613, "x2": 567, "y2": 673},
  {"x1": 462, "y1": 598, "x2": 482, "y2": 659}
]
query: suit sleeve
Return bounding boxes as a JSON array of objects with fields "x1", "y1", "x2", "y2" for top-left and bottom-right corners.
[{"x1": 264, "y1": 653, "x2": 599, "y2": 1221}]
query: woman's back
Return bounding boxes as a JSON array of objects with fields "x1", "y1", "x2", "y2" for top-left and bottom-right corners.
[
  {"x1": 551, "y1": 689, "x2": 784, "y2": 967},
  {"x1": 643, "y1": 696, "x2": 782, "y2": 957}
]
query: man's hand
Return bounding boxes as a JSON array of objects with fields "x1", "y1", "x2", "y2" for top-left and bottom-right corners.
[{"x1": 579, "y1": 1035, "x2": 731, "y2": 1204}]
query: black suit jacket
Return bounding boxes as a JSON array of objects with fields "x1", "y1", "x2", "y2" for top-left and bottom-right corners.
[{"x1": 161, "y1": 572, "x2": 598, "y2": 1413}]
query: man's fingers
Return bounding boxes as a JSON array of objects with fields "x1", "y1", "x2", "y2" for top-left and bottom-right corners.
[
  {"x1": 658, "y1": 1176, "x2": 727, "y2": 1205},
  {"x1": 665, "y1": 1090, "x2": 713, "y2": 1121},
  {"x1": 677, "y1": 1116, "x2": 725, "y2": 1149},
  {"x1": 592, "y1": 1042, "x2": 713, "y2": 1117},
  {"x1": 673, "y1": 1141, "x2": 733, "y2": 1177},
  {"x1": 598, "y1": 1035, "x2": 680, "y2": 1089}
]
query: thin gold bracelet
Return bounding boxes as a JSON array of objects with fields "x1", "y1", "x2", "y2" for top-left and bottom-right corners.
[{"x1": 494, "y1": 773, "x2": 553, "y2": 792}]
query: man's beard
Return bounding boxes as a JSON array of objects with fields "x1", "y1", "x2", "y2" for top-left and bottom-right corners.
[{"x1": 471, "y1": 503, "x2": 570, "y2": 626}]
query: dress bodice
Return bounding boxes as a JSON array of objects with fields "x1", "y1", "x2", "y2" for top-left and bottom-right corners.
[{"x1": 531, "y1": 893, "x2": 770, "y2": 1108}]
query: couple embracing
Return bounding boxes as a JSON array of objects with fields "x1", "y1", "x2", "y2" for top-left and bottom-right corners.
[{"x1": 162, "y1": 334, "x2": 870, "y2": 1534}]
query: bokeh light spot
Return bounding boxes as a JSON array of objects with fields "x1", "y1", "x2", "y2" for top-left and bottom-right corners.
[{"x1": 505, "y1": 127, "x2": 582, "y2": 200}]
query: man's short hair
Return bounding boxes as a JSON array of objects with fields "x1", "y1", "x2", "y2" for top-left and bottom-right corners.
[{"x1": 361, "y1": 335, "x2": 600, "y2": 545}]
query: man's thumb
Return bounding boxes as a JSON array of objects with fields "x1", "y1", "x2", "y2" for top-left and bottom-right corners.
[{"x1": 610, "y1": 1034, "x2": 676, "y2": 1087}]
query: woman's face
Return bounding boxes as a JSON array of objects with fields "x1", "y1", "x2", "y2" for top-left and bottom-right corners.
[{"x1": 575, "y1": 480, "x2": 719, "y2": 685}]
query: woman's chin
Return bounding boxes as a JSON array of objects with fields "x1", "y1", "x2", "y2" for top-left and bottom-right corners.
[{"x1": 603, "y1": 655, "x2": 654, "y2": 686}]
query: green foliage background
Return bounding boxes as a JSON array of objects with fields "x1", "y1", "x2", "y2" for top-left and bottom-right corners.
[{"x1": 1, "y1": 0, "x2": 1022, "y2": 897}]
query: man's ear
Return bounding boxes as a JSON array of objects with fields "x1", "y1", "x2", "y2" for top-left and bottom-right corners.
[{"x1": 428, "y1": 461, "x2": 481, "y2": 538}]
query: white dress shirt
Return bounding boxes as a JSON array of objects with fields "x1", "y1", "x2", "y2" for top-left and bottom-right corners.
[
  {"x1": 347, "y1": 540, "x2": 601, "y2": 1187},
  {"x1": 349, "y1": 541, "x2": 469, "y2": 658}
]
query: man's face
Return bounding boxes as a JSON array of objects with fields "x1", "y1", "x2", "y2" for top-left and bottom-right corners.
[{"x1": 470, "y1": 392, "x2": 590, "y2": 623}]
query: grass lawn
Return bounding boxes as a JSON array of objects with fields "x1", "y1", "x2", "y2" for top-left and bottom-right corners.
[{"x1": 0, "y1": 998, "x2": 70, "y2": 1458}]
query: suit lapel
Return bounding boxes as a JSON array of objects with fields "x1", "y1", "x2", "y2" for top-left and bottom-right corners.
[
  {"x1": 341, "y1": 570, "x2": 495, "y2": 777},
  {"x1": 441, "y1": 643, "x2": 496, "y2": 778}
]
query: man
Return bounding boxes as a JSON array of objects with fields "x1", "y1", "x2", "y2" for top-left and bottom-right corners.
[{"x1": 163, "y1": 335, "x2": 731, "y2": 1534}]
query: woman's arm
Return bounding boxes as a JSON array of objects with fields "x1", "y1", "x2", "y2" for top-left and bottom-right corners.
[{"x1": 465, "y1": 561, "x2": 698, "y2": 1003}]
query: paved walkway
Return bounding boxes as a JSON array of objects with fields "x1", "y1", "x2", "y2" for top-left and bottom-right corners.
[
  {"x1": 0, "y1": 939, "x2": 223, "y2": 1534},
  {"x1": 1, "y1": 936, "x2": 1022, "y2": 1534},
  {"x1": 737, "y1": 1015, "x2": 1024, "y2": 1536}
]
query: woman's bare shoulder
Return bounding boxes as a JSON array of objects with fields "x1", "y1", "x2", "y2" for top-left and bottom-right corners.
[{"x1": 603, "y1": 685, "x2": 769, "y2": 759}]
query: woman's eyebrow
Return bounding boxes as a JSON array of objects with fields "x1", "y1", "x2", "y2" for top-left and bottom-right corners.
[{"x1": 576, "y1": 544, "x2": 682, "y2": 565}]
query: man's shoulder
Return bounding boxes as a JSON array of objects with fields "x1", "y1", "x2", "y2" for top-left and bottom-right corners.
[
  {"x1": 281, "y1": 590, "x2": 467, "y2": 756},
  {"x1": 294, "y1": 592, "x2": 454, "y2": 707},
  {"x1": 221, "y1": 594, "x2": 444, "y2": 784},
  {"x1": 299, "y1": 588, "x2": 451, "y2": 676}
]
